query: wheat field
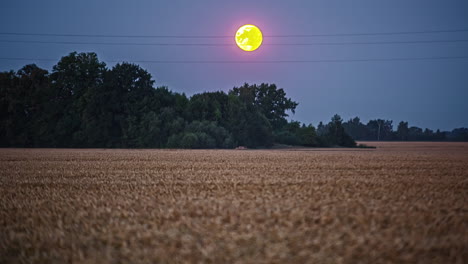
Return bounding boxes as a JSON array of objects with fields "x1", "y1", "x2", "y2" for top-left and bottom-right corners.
[{"x1": 1, "y1": 142, "x2": 467, "y2": 263}]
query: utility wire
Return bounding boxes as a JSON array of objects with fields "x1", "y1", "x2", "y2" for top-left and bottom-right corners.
[
  {"x1": 1, "y1": 39, "x2": 468, "y2": 46},
  {"x1": 0, "y1": 29, "x2": 467, "y2": 38},
  {"x1": 267, "y1": 29, "x2": 468, "y2": 37},
  {"x1": 1, "y1": 56, "x2": 467, "y2": 64}
]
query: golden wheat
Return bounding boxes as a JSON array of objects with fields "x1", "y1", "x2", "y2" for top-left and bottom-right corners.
[{"x1": 1, "y1": 142, "x2": 467, "y2": 263}]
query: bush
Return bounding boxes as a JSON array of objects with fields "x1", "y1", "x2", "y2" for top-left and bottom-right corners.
[
  {"x1": 180, "y1": 133, "x2": 198, "y2": 148},
  {"x1": 166, "y1": 134, "x2": 182, "y2": 148},
  {"x1": 186, "y1": 121, "x2": 234, "y2": 148},
  {"x1": 274, "y1": 130, "x2": 300, "y2": 145},
  {"x1": 194, "y1": 132, "x2": 216, "y2": 149}
]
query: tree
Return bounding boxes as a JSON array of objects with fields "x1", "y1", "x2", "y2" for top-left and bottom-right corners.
[
  {"x1": 243, "y1": 111, "x2": 274, "y2": 147},
  {"x1": 367, "y1": 119, "x2": 393, "y2": 141},
  {"x1": 185, "y1": 120, "x2": 234, "y2": 148},
  {"x1": 222, "y1": 91, "x2": 273, "y2": 148},
  {"x1": 105, "y1": 62, "x2": 161, "y2": 147},
  {"x1": 408, "y1": 126, "x2": 423, "y2": 141},
  {"x1": 324, "y1": 114, "x2": 356, "y2": 147},
  {"x1": 0, "y1": 70, "x2": 21, "y2": 146},
  {"x1": 316, "y1": 121, "x2": 327, "y2": 136},
  {"x1": 180, "y1": 133, "x2": 198, "y2": 148},
  {"x1": 396, "y1": 121, "x2": 409, "y2": 141},
  {"x1": 0, "y1": 52, "x2": 368, "y2": 148},
  {"x1": 273, "y1": 121, "x2": 301, "y2": 145},
  {"x1": 137, "y1": 111, "x2": 162, "y2": 147},
  {"x1": 0, "y1": 65, "x2": 52, "y2": 147},
  {"x1": 298, "y1": 124, "x2": 318, "y2": 146},
  {"x1": 229, "y1": 83, "x2": 298, "y2": 130},
  {"x1": 343, "y1": 117, "x2": 369, "y2": 140},
  {"x1": 50, "y1": 52, "x2": 106, "y2": 147},
  {"x1": 448, "y1": 128, "x2": 468, "y2": 141},
  {"x1": 187, "y1": 91, "x2": 228, "y2": 123}
]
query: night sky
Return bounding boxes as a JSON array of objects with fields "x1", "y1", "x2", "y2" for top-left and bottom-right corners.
[{"x1": 1, "y1": 0, "x2": 467, "y2": 131}]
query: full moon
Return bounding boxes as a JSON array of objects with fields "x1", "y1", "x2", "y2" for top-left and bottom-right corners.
[{"x1": 235, "y1": 24, "x2": 263, "y2": 52}]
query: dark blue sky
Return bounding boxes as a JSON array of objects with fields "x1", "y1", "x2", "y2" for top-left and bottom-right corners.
[{"x1": 1, "y1": 0, "x2": 467, "y2": 130}]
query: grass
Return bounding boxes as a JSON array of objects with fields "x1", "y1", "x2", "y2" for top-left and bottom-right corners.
[{"x1": 1, "y1": 142, "x2": 467, "y2": 263}]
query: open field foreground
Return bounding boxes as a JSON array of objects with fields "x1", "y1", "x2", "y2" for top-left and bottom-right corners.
[{"x1": 1, "y1": 142, "x2": 467, "y2": 263}]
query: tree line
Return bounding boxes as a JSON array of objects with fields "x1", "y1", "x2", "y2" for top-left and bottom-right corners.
[
  {"x1": 2, "y1": 52, "x2": 465, "y2": 148},
  {"x1": 1, "y1": 52, "x2": 358, "y2": 148},
  {"x1": 342, "y1": 117, "x2": 468, "y2": 141}
]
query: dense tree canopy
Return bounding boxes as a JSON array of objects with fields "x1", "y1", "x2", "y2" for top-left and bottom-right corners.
[
  {"x1": 3, "y1": 52, "x2": 463, "y2": 149},
  {"x1": 0, "y1": 52, "x2": 361, "y2": 148},
  {"x1": 0, "y1": 53, "x2": 247, "y2": 147}
]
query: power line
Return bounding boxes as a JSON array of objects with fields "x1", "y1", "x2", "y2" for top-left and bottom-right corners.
[
  {"x1": 269, "y1": 39, "x2": 468, "y2": 46},
  {"x1": 1, "y1": 56, "x2": 467, "y2": 64},
  {"x1": 1, "y1": 39, "x2": 468, "y2": 46},
  {"x1": 0, "y1": 40, "x2": 233, "y2": 46},
  {"x1": 0, "y1": 29, "x2": 467, "y2": 39},
  {"x1": 267, "y1": 29, "x2": 468, "y2": 37},
  {"x1": 0, "y1": 58, "x2": 56, "y2": 62}
]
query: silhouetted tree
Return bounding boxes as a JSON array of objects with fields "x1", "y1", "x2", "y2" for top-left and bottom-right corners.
[
  {"x1": 13, "y1": 52, "x2": 465, "y2": 148},
  {"x1": 367, "y1": 119, "x2": 393, "y2": 141},
  {"x1": 50, "y1": 52, "x2": 106, "y2": 147},
  {"x1": 298, "y1": 124, "x2": 318, "y2": 146},
  {"x1": 343, "y1": 117, "x2": 368, "y2": 140},
  {"x1": 324, "y1": 114, "x2": 356, "y2": 147},
  {"x1": 396, "y1": 121, "x2": 409, "y2": 141},
  {"x1": 229, "y1": 83, "x2": 298, "y2": 131}
]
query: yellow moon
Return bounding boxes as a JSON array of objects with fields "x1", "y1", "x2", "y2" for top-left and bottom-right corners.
[{"x1": 235, "y1": 24, "x2": 263, "y2": 51}]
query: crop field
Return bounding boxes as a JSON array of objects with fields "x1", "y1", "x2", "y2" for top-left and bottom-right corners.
[{"x1": 1, "y1": 142, "x2": 467, "y2": 263}]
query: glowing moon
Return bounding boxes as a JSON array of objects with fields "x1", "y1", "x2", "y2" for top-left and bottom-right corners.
[{"x1": 235, "y1": 24, "x2": 263, "y2": 52}]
